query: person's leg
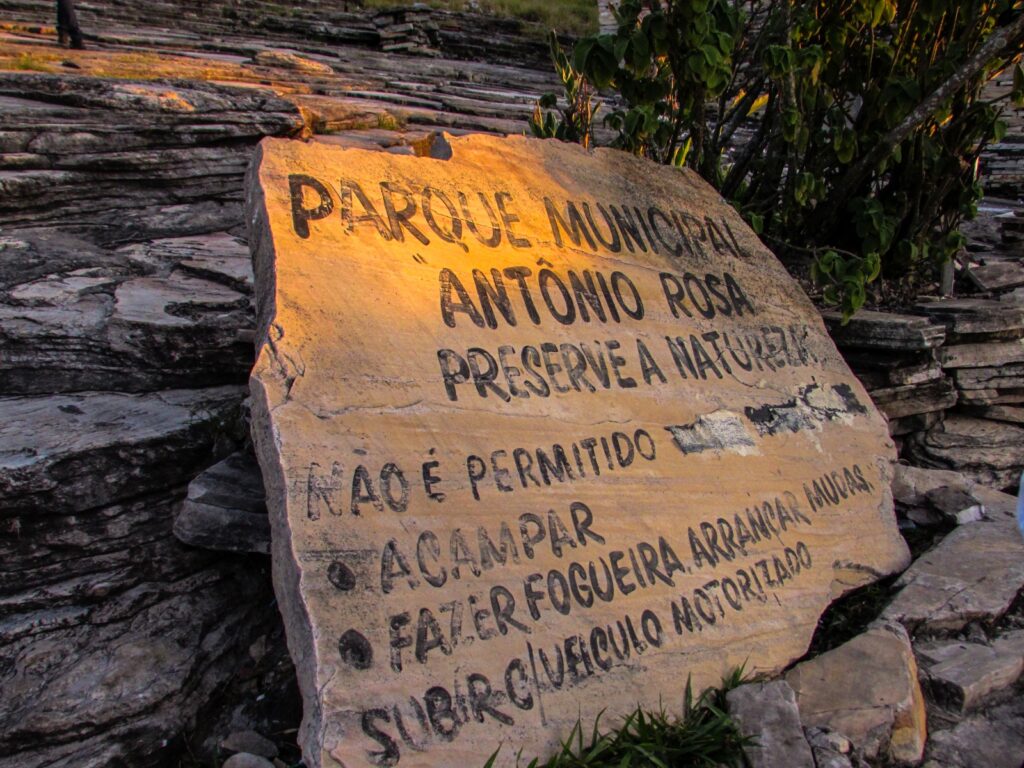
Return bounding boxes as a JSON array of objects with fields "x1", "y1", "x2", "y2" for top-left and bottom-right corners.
[
  {"x1": 56, "y1": 0, "x2": 68, "y2": 45},
  {"x1": 56, "y1": 0, "x2": 84, "y2": 48}
]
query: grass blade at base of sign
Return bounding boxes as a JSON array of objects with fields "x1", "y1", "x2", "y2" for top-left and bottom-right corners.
[{"x1": 483, "y1": 671, "x2": 753, "y2": 767}]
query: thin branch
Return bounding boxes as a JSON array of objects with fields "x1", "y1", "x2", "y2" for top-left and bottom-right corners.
[
  {"x1": 821, "y1": 10, "x2": 1024, "y2": 225},
  {"x1": 721, "y1": 88, "x2": 776, "y2": 199}
]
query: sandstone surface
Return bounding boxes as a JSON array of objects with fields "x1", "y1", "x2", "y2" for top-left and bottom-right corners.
[{"x1": 247, "y1": 134, "x2": 910, "y2": 767}]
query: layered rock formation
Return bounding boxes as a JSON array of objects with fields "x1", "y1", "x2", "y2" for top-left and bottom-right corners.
[
  {"x1": 0, "y1": 74, "x2": 304, "y2": 244},
  {"x1": 827, "y1": 201, "x2": 1024, "y2": 492},
  {"x1": 0, "y1": 66, "x2": 303, "y2": 767}
]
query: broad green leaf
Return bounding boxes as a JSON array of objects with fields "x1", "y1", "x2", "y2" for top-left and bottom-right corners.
[
  {"x1": 1013, "y1": 63, "x2": 1024, "y2": 108},
  {"x1": 572, "y1": 38, "x2": 595, "y2": 72},
  {"x1": 994, "y1": 119, "x2": 1007, "y2": 142}
]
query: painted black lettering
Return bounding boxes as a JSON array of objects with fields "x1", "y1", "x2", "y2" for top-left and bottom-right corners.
[{"x1": 288, "y1": 174, "x2": 333, "y2": 238}]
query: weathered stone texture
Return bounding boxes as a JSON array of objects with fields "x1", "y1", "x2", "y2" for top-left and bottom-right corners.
[
  {"x1": 726, "y1": 680, "x2": 815, "y2": 768},
  {"x1": 785, "y1": 621, "x2": 927, "y2": 764},
  {"x1": 904, "y1": 415, "x2": 1024, "y2": 490},
  {"x1": 0, "y1": 386, "x2": 274, "y2": 768},
  {"x1": 805, "y1": 727, "x2": 856, "y2": 768},
  {"x1": 221, "y1": 729, "x2": 279, "y2": 759},
  {"x1": 937, "y1": 339, "x2": 1024, "y2": 368},
  {"x1": 0, "y1": 73, "x2": 303, "y2": 244},
  {"x1": 0, "y1": 65, "x2": 304, "y2": 764},
  {"x1": 924, "y1": 697, "x2": 1024, "y2": 768},
  {"x1": 0, "y1": 4, "x2": 1019, "y2": 766},
  {"x1": 0, "y1": 387, "x2": 244, "y2": 513},
  {"x1": 0, "y1": 10, "x2": 574, "y2": 764},
  {"x1": 917, "y1": 298, "x2": 1024, "y2": 339},
  {"x1": 883, "y1": 516, "x2": 1024, "y2": 633},
  {"x1": 248, "y1": 134, "x2": 910, "y2": 767},
  {"x1": 174, "y1": 450, "x2": 270, "y2": 554},
  {"x1": 0, "y1": 231, "x2": 255, "y2": 394},
  {"x1": 917, "y1": 631, "x2": 1024, "y2": 712}
]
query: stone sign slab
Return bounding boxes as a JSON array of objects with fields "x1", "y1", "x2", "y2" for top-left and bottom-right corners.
[{"x1": 246, "y1": 134, "x2": 910, "y2": 768}]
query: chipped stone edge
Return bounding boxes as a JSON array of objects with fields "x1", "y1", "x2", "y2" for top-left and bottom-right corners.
[{"x1": 246, "y1": 139, "x2": 325, "y2": 767}]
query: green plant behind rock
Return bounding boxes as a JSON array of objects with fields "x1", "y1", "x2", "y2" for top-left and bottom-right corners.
[
  {"x1": 532, "y1": 0, "x2": 1024, "y2": 320},
  {"x1": 529, "y1": 32, "x2": 601, "y2": 147}
]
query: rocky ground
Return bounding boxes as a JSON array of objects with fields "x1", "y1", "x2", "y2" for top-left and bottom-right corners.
[
  {"x1": 728, "y1": 467, "x2": 1024, "y2": 768},
  {"x1": 0, "y1": 2, "x2": 1022, "y2": 767}
]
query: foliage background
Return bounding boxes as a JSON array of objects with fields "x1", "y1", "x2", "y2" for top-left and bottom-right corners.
[{"x1": 532, "y1": 0, "x2": 1024, "y2": 318}]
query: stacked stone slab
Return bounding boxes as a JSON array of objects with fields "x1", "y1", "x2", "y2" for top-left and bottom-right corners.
[
  {"x1": 961, "y1": 200, "x2": 1024, "y2": 294},
  {"x1": 823, "y1": 309, "x2": 954, "y2": 441},
  {"x1": 981, "y1": 74, "x2": 1024, "y2": 196},
  {"x1": 822, "y1": 201, "x2": 1024, "y2": 491},
  {"x1": 1000, "y1": 209, "x2": 1024, "y2": 247},
  {"x1": 373, "y1": 7, "x2": 441, "y2": 56},
  {"x1": 0, "y1": 73, "x2": 305, "y2": 244},
  {"x1": 902, "y1": 202, "x2": 1024, "y2": 491},
  {"x1": 903, "y1": 306, "x2": 1024, "y2": 488}
]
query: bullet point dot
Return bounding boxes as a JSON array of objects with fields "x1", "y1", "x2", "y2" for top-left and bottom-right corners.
[
  {"x1": 327, "y1": 560, "x2": 356, "y2": 591},
  {"x1": 338, "y1": 629, "x2": 373, "y2": 670}
]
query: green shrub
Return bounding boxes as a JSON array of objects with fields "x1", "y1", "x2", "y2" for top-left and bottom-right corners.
[{"x1": 531, "y1": 0, "x2": 1024, "y2": 319}]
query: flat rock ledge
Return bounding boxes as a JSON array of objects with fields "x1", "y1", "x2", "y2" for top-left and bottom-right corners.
[
  {"x1": 0, "y1": 72, "x2": 304, "y2": 245},
  {"x1": 917, "y1": 631, "x2": 1024, "y2": 713},
  {"x1": 883, "y1": 511, "x2": 1024, "y2": 634},
  {"x1": 1, "y1": 230, "x2": 256, "y2": 395}
]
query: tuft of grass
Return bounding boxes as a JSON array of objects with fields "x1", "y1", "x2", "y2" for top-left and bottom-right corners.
[
  {"x1": 485, "y1": 671, "x2": 753, "y2": 768},
  {"x1": 376, "y1": 111, "x2": 404, "y2": 130},
  {"x1": 11, "y1": 52, "x2": 53, "y2": 72}
]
